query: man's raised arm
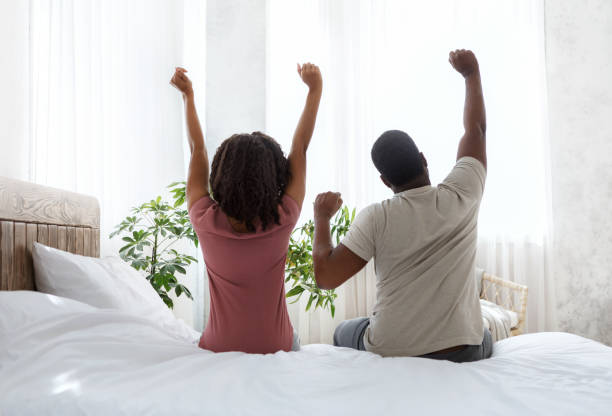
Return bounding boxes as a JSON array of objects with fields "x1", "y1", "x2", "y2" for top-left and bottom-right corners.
[{"x1": 449, "y1": 49, "x2": 487, "y2": 169}]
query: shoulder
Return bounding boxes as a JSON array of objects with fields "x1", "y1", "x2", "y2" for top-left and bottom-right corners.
[
  {"x1": 341, "y1": 202, "x2": 382, "y2": 262},
  {"x1": 439, "y1": 156, "x2": 487, "y2": 199},
  {"x1": 452, "y1": 156, "x2": 486, "y2": 178},
  {"x1": 349, "y1": 202, "x2": 383, "y2": 235},
  {"x1": 188, "y1": 196, "x2": 216, "y2": 229},
  {"x1": 457, "y1": 156, "x2": 486, "y2": 175},
  {"x1": 279, "y1": 193, "x2": 301, "y2": 225},
  {"x1": 355, "y1": 202, "x2": 382, "y2": 222}
]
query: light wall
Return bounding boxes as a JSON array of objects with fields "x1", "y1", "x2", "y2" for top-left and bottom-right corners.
[
  {"x1": 206, "y1": 0, "x2": 266, "y2": 150},
  {"x1": 0, "y1": 1, "x2": 29, "y2": 180},
  {"x1": 202, "y1": 0, "x2": 612, "y2": 345},
  {"x1": 1, "y1": 1, "x2": 611, "y2": 344},
  {"x1": 189, "y1": 0, "x2": 267, "y2": 330},
  {"x1": 546, "y1": 0, "x2": 612, "y2": 345}
]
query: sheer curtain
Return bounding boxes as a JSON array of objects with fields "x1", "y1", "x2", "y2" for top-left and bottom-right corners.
[
  {"x1": 28, "y1": 0, "x2": 206, "y2": 323},
  {"x1": 267, "y1": 0, "x2": 555, "y2": 343}
]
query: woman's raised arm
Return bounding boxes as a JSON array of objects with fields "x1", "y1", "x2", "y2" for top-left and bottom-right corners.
[
  {"x1": 170, "y1": 67, "x2": 210, "y2": 210},
  {"x1": 285, "y1": 63, "x2": 323, "y2": 209}
]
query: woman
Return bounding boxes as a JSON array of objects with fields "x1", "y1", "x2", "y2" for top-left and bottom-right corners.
[{"x1": 170, "y1": 63, "x2": 322, "y2": 353}]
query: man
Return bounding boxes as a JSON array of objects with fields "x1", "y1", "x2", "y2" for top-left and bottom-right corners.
[{"x1": 312, "y1": 49, "x2": 491, "y2": 362}]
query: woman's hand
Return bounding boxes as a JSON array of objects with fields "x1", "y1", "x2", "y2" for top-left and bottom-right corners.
[
  {"x1": 170, "y1": 67, "x2": 193, "y2": 97},
  {"x1": 297, "y1": 62, "x2": 322, "y2": 93}
]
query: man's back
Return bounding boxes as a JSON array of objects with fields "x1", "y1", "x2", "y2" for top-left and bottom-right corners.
[
  {"x1": 342, "y1": 156, "x2": 486, "y2": 356},
  {"x1": 313, "y1": 49, "x2": 489, "y2": 361}
]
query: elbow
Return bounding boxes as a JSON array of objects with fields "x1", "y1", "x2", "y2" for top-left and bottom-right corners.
[
  {"x1": 474, "y1": 115, "x2": 486, "y2": 137},
  {"x1": 466, "y1": 123, "x2": 486, "y2": 141},
  {"x1": 315, "y1": 274, "x2": 336, "y2": 290},
  {"x1": 313, "y1": 258, "x2": 337, "y2": 290},
  {"x1": 289, "y1": 144, "x2": 308, "y2": 160}
]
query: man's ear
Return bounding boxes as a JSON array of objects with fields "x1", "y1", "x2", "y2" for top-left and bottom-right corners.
[
  {"x1": 420, "y1": 152, "x2": 428, "y2": 168},
  {"x1": 380, "y1": 175, "x2": 393, "y2": 189}
]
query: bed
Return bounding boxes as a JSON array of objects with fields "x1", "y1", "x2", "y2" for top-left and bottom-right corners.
[{"x1": 1, "y1": 176, "x2": 612, "y2": 415}]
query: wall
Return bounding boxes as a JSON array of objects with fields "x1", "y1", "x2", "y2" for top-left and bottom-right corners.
[
  {"x1": 0, "y1": 1, "x2": 29, "y2": 180},
  {"x1": 206, "y1": 0, "x2": 267, "y2": 150},
  {"x1": 189, "y1": 0, "x2": 267, "y2": 331},
  {"x1": 545, "y1": 0, "x2": 612, "y2": 345},
  {"x1": 2, "y1": 0, "x2": 610, "y2": 343},
  {"x1": 0, "y1": 2, "x2": 202, "y2": 329}
]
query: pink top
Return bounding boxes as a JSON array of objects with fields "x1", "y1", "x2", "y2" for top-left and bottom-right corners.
[{"x1": 188, "y1": 194, "x2": 300, "y2": 354}]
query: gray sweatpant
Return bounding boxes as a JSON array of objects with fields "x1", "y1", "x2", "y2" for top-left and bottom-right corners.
[
  {"x1": 333, "y1": 317, "x2": 493, "y2": 363},
  {"x1": 291, "y1": 331, "x2": 301, "y2": 351}
]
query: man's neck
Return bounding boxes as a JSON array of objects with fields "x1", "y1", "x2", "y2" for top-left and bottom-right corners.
[{"x1": 392, "y1": 174, "x2": 431, "y2": 194}]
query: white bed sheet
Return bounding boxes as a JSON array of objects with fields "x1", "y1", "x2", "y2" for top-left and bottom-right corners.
[{"x1": 1, "y1": 309, "x2": 611, "y2": 415}]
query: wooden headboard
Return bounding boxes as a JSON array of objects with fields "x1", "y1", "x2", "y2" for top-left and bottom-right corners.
[{"x1": 0, "y1": 177, "x2": 100, "y2": 291}]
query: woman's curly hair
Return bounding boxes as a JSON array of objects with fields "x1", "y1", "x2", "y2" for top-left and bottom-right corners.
[{"x1": 210, "y1": 132, "x2": 291, "y2": 232}]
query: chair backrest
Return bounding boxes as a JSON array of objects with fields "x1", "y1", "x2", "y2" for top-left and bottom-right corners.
[{"x1": 480, "y1": 272, "x2": 528, "y2": 335}]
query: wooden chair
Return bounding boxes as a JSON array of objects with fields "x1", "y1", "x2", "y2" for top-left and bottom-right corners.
[{"x1": 480, "y1": 273, "x2": 528, "y2": 336}]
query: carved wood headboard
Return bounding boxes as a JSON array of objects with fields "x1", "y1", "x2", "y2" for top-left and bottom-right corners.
[{"x1": 0, "y1": 177, "x2": 100, "y2": 291}]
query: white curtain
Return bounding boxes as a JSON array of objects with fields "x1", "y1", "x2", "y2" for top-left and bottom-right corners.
[
  {"x1": 28, "y1": 0, "x2": 206, "y2": 324},
  {"x1": 267, "y1": 0, "x2": 556, "y2": 343}
]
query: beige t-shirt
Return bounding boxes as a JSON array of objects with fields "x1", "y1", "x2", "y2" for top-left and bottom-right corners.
[{"x1": 341, "y1": 157, "x2": 486, "y2": 357}]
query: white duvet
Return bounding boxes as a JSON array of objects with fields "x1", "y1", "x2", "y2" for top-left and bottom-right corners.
[{"x1": 1, "y1": 294, "x2": 612, "y2": 415}]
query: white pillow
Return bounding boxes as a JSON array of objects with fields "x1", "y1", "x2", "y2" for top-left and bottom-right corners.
[
  {"x1": 0, "y1": 290, "x2": 95, "y2": 333},
  {"x1": 33, "y1": 242, "x2": 168, "y2": 312},
  {"x1": 32, "y1": 243, "x2": 199, "y2": 342}
]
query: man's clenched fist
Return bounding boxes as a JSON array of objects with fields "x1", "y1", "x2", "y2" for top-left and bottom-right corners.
[
  {"x1": 314, "y1": 192, "x2": 343, "y2": 221},
  {"x1": 449, "y1": 49, "x2": 479, "y2": 78}
]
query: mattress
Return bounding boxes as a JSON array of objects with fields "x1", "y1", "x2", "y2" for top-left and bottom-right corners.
[{"x1": 1, "y1": 308, "x2": 611, "y2": 415}]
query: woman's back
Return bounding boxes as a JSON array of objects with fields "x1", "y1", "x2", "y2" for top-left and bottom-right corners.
[
  {"x1": 189, "y1": 194, "x2": 300, "y2": 353},
  {"x1": 171, "y1": 62, "x2": 322, "y2": 354}
]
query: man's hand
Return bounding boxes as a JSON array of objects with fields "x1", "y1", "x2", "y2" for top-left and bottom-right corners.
[
  {"x1": 297, "y1": 63, "x2": 322, "y2": 93},
  {"x1": 170, "y1": 67, "x2": 193, "y2": 97},
  {"x1": 449, "y1": 49, "x2": 479, "y2": 78},
  {"x1": 314, "y1": 192, "x2": 343, "y2": 221}
]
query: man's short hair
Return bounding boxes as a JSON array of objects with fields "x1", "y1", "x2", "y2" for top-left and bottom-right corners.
[{"x1": 371, "y1": 130, "x2": 424, "y2": 187}]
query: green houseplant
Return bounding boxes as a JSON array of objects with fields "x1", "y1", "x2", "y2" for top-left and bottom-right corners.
[
  {"x1": 110, "y1": 182, "x2": 198, "y2": 308},
  {"x1": 111, "y1": 180, "x2": 355, "y2": 317},
  {"x1": 285, "y1": 206, "x2": 355, "y2": 318}
]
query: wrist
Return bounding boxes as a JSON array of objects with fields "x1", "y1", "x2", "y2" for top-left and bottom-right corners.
[
  {"x1": 182, "y1": 89, "x2": 195, "y2": 99},
  {"x1": 308, "y1": 86, "x2": 323, "y2": 96},
  {"x1": 464, "y1": 67, "x2": 481, "y2": 80},
  {"x1": 314, "y1": 213, "x2": 331, "y2": 223}
]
